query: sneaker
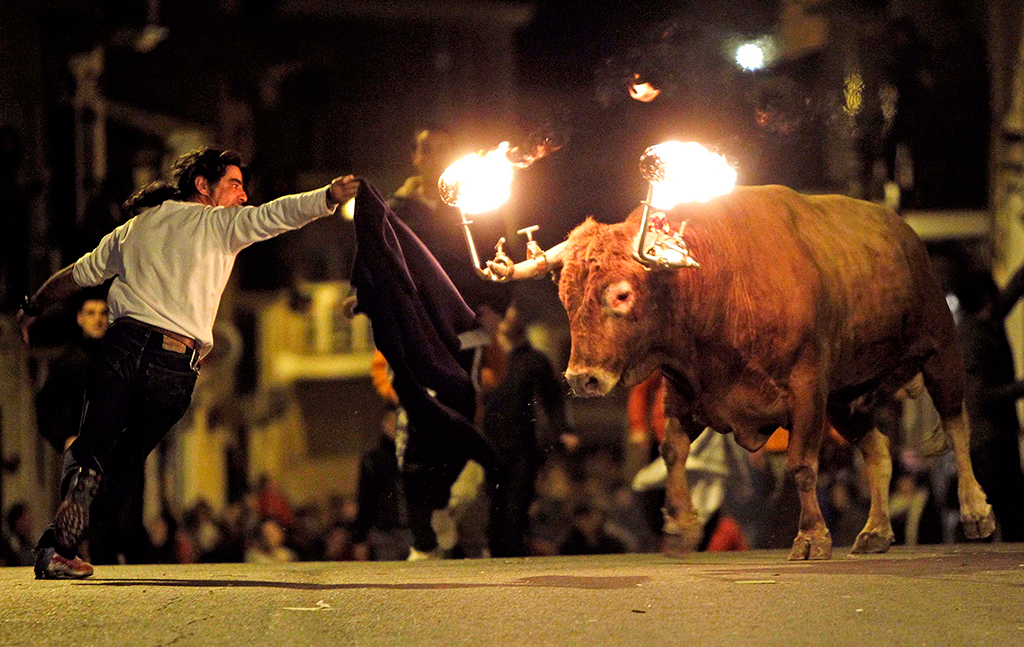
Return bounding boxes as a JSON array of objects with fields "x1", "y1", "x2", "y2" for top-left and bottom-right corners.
[
  {"x1": 407, "y1": 547, "x2": 442, "y2": 561},
  {"x1": 34, "y1": 547, "x2": 94, "y2": 580},
  {"x1": 54, "y1": 468, "x2": 101, "y2": 555}
]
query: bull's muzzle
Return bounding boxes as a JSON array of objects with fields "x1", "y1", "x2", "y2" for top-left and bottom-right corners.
[{"x1": 565, "y1": 367, "x2": 618, "y2": 397}]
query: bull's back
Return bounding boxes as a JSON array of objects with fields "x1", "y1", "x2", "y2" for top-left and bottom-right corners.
[
  {"x1": 772, "y1": 187, "x2": 960, "y2": 401},
  {"x1": 678, "y1": 186, "x2": 957, "y2": 396}
]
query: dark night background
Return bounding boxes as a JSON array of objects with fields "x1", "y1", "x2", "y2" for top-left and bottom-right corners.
[{"x1": 0, "y1": 0, "x2": 1006, "y2": 306}]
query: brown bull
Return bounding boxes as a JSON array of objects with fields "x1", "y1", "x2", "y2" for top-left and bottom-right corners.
[{"x1": 500, "y1": 184, "x2": 995, "y2": 559}]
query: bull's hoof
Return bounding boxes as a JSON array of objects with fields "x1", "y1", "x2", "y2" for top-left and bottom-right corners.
[
  {"x1": 851, "y1": 530, "x2": 894, "y2": 554},
  {"x1": 661, "y1": 511, "x2": 701, "y2": 558},
  {"x1": 789, "y1": 530, "x2": 832, "y2": 561},
  {"x1": 962, "y1": 505, "x2": 996, "y2": 539}
]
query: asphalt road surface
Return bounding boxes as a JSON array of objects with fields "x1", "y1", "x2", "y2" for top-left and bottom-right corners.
[{"x1": 1, "y1": 544, "x2": 1022, "y2": 646}]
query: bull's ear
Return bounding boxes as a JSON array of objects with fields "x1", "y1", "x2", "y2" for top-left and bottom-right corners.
[{"x1": 603, "y1": 280, "x2": 635, "y2": 316}]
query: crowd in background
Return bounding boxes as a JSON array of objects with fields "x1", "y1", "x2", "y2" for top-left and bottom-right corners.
[{"x1": 1, "y1": 414, "x2": 1006, "y2": 568}]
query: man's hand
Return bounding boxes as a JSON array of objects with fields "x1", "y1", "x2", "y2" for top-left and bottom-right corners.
[{"x1": 328, "y1": 175, "x2": 359, "y2": 207}]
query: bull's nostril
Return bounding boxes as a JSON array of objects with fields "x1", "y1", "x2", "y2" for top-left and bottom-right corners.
[{"x1": 566, "y1": 369, "x2": 607, "y2": 396}]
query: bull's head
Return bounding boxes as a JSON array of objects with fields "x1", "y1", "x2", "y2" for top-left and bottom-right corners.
[{"x1": 492, "y1": 210, "x2": 677, "y2": 397}]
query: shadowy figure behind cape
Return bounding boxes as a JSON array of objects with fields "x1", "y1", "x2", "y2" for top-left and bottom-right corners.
[{"x1": 350, "y1": 180, "x2": 498, "y2": 504}]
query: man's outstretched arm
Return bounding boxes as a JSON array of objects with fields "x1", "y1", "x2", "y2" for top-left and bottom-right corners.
[{"x1": 17, "y1": 265, "x2": 83, "y2": 344}]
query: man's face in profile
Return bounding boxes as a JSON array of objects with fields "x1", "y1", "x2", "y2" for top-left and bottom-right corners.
[
  {"x1": 210, "y1": 165, "x2": 248, "y2": 207},
  {"x1": 77, "y1": 299, "x2": 109, "y2": 340}
]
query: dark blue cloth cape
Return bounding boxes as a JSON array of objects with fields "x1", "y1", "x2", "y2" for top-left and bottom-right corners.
[{"x1": 350, "y1": 181, "x2": 498, "y2": 499}]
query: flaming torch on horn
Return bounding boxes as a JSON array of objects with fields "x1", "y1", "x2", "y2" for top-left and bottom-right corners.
[
  {"x1": 634, "y1": 141, "x2": 737, "y2": 269},
  {"x1": 439, "y1": 139, "x2": 561, "y2": 282}
]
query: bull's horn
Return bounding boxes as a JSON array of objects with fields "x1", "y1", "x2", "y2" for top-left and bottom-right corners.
[{"x1": 486, "y1": 240, "x2": 567, "y2": 280}]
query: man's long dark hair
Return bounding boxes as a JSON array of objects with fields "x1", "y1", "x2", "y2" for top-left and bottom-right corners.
[{"x1": 123, "y1": 147, "x2": 243, "y2": 215}]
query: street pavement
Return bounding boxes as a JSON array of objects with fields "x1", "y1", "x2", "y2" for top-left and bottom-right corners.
[{"x1": 1, "y1": 544, "x2": 1022, "y2": 646}]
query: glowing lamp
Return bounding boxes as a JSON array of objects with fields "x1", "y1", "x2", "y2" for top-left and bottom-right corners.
[
  {"x1": 634, "y1": 141, "x2": 736, "y2": 269},
  {"x1": 735, "y1": 43, "x2": 765, "y2": 71}
]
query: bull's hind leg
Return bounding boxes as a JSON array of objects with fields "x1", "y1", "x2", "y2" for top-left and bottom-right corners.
[
  {"x1": 660, "y1": 416, "x2": 703, "y2": 557},
  {"x1": 851, "y1": 428, "x2": 895, "y2": 553},
  {"x1": 943, "y1": 411, "x2": 996, "y2": 538},
  {"x1": 921, "y1": 346, "x2": 996, "y2": 539}
]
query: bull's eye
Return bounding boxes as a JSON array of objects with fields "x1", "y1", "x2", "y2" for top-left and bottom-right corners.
[{"x1": 604, "y1": 280, "x2": 635, "y2": 316}]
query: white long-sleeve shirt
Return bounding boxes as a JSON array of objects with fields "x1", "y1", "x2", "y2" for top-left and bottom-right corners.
[{"x1": 73, "y1": 187, "x2": 335, "y2": 358}]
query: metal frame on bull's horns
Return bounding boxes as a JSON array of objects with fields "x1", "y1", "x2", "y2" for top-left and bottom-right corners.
[
  {"x1": 632, "y1": 184, "x2": 701, "y2": 270},
  {"x1": 461, "y1": 210, "x2": 553, "y2": 282},
  {"x1": 459, "y1": 209, "x2": 512, "y2": 282}
]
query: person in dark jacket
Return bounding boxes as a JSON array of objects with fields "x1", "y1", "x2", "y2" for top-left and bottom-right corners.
[
  {"x1": 350, "y1": 405, "x2": 412, "y2": 561},
  {"x1": 952, "y1": 265, "x2": 1024, "y2": 541},
  {"x1": 482, "y1": 304, "x2": 578, "y2": 557},
  {"x1": 386, "y1": 127, "x2": 508, "y2": 314},
  {"x1": 35, "y1": 292, "x2": 109, "y2": 453}
]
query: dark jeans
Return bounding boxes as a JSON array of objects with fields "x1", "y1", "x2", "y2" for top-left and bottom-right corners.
[
  {"x1": 488, "y1": 453, "x2": 541, "y2": 558},
  {"x1": 38, "y1": 321, "x2": 198, "y2": 554}
]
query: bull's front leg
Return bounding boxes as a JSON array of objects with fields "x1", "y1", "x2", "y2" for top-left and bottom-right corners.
[
  {"x1": 660, "y1": 417, "x2": 703, "y2": 557},
  {"x1": 786, "y1": 373, "x2": 832, "y2": 560}
]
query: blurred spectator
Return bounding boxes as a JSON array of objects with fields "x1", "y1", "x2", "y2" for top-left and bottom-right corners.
[
  {"x1": 625, "y1": 370, "x2": 666, "y2": 476},
  {"x1": 632, "y1": 427, "x2": 752, "y2": 552},
  {"x1": 144, "y1": 511, "x2": 182, "y2": 564},
  {"x1": 326, "y1": 493, "x2": 358, "y2": 534},
  {"x1": 208, "y1": 501, "x2": 251, "y2": 563},
  {"x1": 245, "y1": 518, "x2": 297, "y2": 564},
  {"x1": 822, "y1": 477, "x2": 870, "y2": 548},
  {"x1": 0, "y1": 125, "x2": 35, "y2": 310},
  {"x1": 289, "y1": 504, "x2": 326, "y2": 562},
  {"x1": 482, "y1": 304, "x2": 578, "y2": 557},
  {"x1": 256, "y1": 474, "x2": 294, "y2": 530},
  {"x1": 35, "y1": 291, "x2": 109, "y2": 453},
  {"x1": 559, "y1": 501, "x2": 627, "y2": 556},
  {"x1": 351, "y1": 406, "x2": 413, "y2": 561},
  {"x1": 950, "y1": 266, "x2": 1024, "y2": 541},
  {"x1": 528, "y1": 460, "x2": 576, "y2": 556},
  {"x1": 387, "y1": 127, "x2": 507, "y2": 313},
  {"x1": 322, "y1": 523, "x2": 353, "y2": 561},
  {"x1": 625, "y1": 371, "x2": 670, "y2": 543},
  {"x1": 189, "y1": 499, "x2": 223, "y2": 562},
  {"x1": 3, "y1": 503, "x2": 36, "y2": 566},
  {"x1": 889, "y1": 465, "x2": 943, "y2": 546}
]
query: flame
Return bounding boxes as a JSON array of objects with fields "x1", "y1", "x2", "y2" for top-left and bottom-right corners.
[
  {"x1": 630, "y1": 74, "x2": 660, "y2": 102},
  {"x1": 438, "y1": 142, "x2": 516, "y2": 214},
  {"x1": 639, "y1": 141, "x2": 736, "y2": 209},
  {"x1": 507, "y1": 137, "x2": 561, "y2": 168}
]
